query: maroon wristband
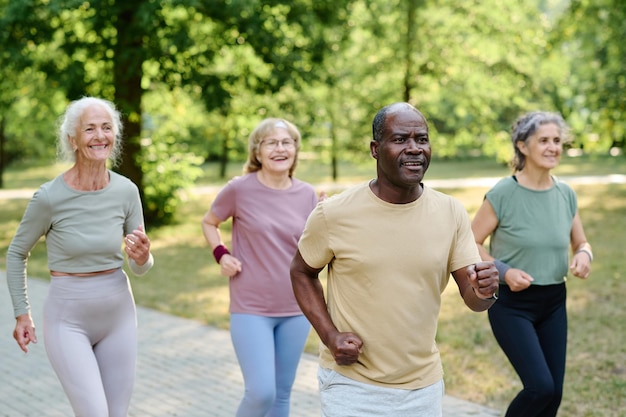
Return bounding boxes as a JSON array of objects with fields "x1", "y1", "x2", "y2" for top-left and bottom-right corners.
[{"x1": 213, "y1": 245, "x2": 231, "y2": 263}]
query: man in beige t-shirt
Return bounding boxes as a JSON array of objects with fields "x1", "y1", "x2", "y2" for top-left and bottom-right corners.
[{"x1": 290, "y1": 102, "x2": 499, "y2": 416}]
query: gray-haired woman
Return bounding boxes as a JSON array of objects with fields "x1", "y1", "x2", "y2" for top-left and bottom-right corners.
[
  {"x1": 7, "y1": 96, "x2": 154, "y2": 417},
  {"x1": 471, "y1": 111, "x2": 592, "y2": 417}
]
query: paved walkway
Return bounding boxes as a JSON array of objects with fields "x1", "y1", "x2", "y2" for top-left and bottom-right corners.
[{"x1": 0, "y1": 272, "x2": 501, "y2": 417}]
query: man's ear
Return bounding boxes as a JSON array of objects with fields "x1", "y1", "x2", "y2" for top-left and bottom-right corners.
[{"x1": 370, "y1": 140, "x2": 379, "y2": 159}]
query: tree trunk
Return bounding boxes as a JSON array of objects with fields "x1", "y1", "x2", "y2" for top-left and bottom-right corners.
[
  {"x1": 0, "y1": 115, "x2": 5, "y2": 188},
  {"x1": 219, "y1": 133, "x2": 229, "y2": 179},
  {"x1": 113, "y1": 3, "x2": 147, "y2": 218},
  {"x1": 329, "y1": 119, "x2": 338, "y2": 182},
  {"x1": 403, "y1": 0, "x2": 416, "y2": 102},
  {"x1": 218, "y1": 108, "x2": 231, "y2": 179}
]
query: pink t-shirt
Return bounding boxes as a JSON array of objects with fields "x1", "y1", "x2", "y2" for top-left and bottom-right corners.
[{"x1": 211, "y1": 172, "x2": 318, "y2": 316}]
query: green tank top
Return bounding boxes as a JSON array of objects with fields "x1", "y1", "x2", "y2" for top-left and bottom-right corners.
[{"x1": 486, "y1": 176, "x2": 577, "y2": 286}]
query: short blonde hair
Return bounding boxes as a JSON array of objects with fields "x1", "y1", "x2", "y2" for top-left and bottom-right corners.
[{"x1": 243, "y1": 118, "x2": 302, "y2": 177}]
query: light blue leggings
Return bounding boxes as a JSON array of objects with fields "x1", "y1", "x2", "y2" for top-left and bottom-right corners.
[{"x1": 230, "y1": 313, "x2": 310, "y2": 417}]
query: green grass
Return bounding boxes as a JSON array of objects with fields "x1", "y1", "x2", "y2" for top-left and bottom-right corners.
[
  {"x1": 1, "y1": 155, "x2": 625, "y2": 416},
  {"x1": 2, "y1": 160, "x2": 71, "y2": 189}
]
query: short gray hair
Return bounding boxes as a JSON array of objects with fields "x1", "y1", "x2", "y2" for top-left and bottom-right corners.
[
  {"x1": 372, "y1": 102, "x2": 424, "y2": 143},
  {"x1": 511, "y1": 111, "x2": 570, "y2": 171}
]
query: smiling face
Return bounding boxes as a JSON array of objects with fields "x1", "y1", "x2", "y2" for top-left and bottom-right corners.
[
  {"x1": 256, "y1": 127, "x2": 297, "y2": 175},
  {"x1": 70, "y1": 104, "x2": 115, "y2": 164},
  {"x1": 371, "y1": 105, "x2": 431, "y2": 190},
  {"x1": 517, "y1": 122, "x2": 562, "y2": 171}
]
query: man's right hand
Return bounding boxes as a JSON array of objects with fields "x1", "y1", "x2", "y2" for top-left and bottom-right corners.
[{"x1": 328, "y1": 332, "x2": 363, "y2": 366}]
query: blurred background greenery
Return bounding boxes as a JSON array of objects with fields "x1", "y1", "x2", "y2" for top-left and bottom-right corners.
[{"x1": 1, "y1": 0, "x2": 624, "y2": 226}]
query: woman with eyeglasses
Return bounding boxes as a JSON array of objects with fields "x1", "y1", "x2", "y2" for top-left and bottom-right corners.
[{"x1": 201, "y1": 118, "x2": 321, "y2": 417}]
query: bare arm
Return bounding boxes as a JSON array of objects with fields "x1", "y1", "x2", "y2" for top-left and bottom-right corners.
[
  {"x1": 471, "y1": 198, "x2": 534, "y2": 291},
  {"x1": 569, "y1": 211, "x2": 592, "y2": 279},
  {"x1": 201, "y1": 210, "x2": 225, "y2": 249},
  {"x1": 452, "y1": 262, "x2": 499, "y2": 312},
  {"x1": 471, "y1": 198, "x2": 499, "y2": 261},
  {"x1": 290, "y1": 250, "x2": 362, "y2": 365},
  {"x1": 201, "y1": 210, "x2": 242, "y2": 277}
]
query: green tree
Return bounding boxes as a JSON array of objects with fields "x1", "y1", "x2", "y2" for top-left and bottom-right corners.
[
  {"x1": 0, "y1": 0, "x2": 66, "y2": 185},
  {"x1": 1, "y1": 0, "x2": 352, "y2": 224},
  {"x1": 0, "y1": 72, "x2": 67, "y2": 186},
  {"x1": 555, "y1": 0, "x2": 626, "y2": 152},
  {"x1": 293, "y1": 0, "x2": 568, "y2": 167}
]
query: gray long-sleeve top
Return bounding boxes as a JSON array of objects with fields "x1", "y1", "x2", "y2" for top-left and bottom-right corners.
[{"x1": 6, "y1": 171, "x2": 151, "y2": 317}]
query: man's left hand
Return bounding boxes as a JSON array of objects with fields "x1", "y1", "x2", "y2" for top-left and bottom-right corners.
[{"x1": 468, "y1": 261, "x2": 499, "y2": 299}]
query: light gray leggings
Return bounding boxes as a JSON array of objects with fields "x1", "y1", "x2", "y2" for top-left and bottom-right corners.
[{"x1": 44, "y1": 269, "x2": 137, "y2": 417}]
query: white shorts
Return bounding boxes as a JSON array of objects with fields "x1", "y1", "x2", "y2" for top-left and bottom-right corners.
[{"x1": 318, "y1": 367, "x2": 443, "y2": 417}]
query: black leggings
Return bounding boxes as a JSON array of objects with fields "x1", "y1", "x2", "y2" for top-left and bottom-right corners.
[{"x1": 488, "y1": 283, "x2": 567, "y2": 417}]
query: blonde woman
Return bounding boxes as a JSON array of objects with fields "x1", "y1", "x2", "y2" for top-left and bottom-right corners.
[{"x1": 202, "y1": 118, "x2": 319, "y2": 417}]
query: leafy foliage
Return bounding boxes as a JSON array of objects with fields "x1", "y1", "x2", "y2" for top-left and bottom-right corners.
[
  {"x1": 138, "y1": 135, "x2": 203, "y2": 226},
  {"x1": 555, "y1": 0, "x2": 626, "y2": 151},
  {"x1": 1, "y1": 0, "x2": 624, "y2": 222},
  {"x1": 0, "y1": 0, "x2": 352, "y2": 225}
]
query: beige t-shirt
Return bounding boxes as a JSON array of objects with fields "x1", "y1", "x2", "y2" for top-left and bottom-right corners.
[{"x1": 298, "y1": 182, "x2": 480, "y2": 389}]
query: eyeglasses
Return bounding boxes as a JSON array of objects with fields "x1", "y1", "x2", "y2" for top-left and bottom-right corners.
[{"x1": 260, "y1": 138, "x2": 296, "y2": 150}]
